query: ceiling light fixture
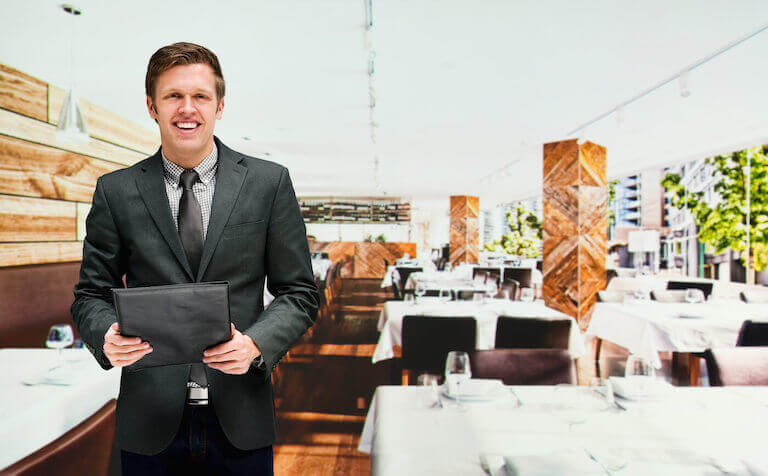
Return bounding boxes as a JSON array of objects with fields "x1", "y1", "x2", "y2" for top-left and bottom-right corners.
[{"x1": 55, "y1": 3, "x2": 89, "y2": 143}]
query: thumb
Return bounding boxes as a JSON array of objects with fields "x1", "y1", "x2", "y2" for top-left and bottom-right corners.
[
  {"x1": 230, "y1": 322, "x2": 237, "y2": 336},
  {"x1": 110, "y1": 322, "x2": 119, "y2": 333}
]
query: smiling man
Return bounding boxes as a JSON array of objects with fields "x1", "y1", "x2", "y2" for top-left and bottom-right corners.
[{"x1": 71, "y1": 42, "x2": 318, "y2": 475}]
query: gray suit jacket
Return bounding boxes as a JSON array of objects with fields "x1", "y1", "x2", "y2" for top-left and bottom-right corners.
[{"x1": 71, "y1": 136, "x2": 318, "y2": 455}]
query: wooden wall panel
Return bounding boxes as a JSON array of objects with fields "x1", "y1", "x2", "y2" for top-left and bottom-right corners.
[
  {"x1": 0, "y1": 134, "x2": 119, "y2": 202},
  {"x1": 543, "y1": 139, "x2": 607, "y2": 329},
  {"x1": 0, "y1": 64, "x2": 47, "y2": 122},
  {"x1": 0, "y1": 242, "x2": 82, "y2": 267},
  {"x1": 310, "y1": 241, "x2": 417, "y2": 278},
  {"x1": 449, "y1": 195, "x2": 479, "y2": 266},
  {"x1": 0, "y1": 108, "x2": 145, "y2": 166},
  {"x1": 49, "y1": 86, "x2": 160, "y2": 155},
  {"x1": 0, "y1": 195, "x2": 77, "y2": 242}
]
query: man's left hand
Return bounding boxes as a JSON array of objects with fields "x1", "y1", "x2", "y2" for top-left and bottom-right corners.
[{"x1": 203, "y1": 323, "x2": 262, "y2": 375}]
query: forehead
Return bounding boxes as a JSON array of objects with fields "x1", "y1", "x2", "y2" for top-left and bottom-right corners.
[{"x1": 154, "y1": 63, "x2": 216, "y2": 93}]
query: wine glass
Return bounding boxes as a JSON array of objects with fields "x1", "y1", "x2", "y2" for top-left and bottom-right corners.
[
  {"x1": 47, "y1": 324, "x2": 74, "y2": 369},
  {"x1": 414, "y1": 283, "x2": 427, "y2": 303},
  {"x1": 685, "y1": 288, "x2": 705, "y2": 304},
  {"x1": 445, "y1": 351, "x2": 471, "y2": 409},
  {"x1": 520, "y1": 287, "x2": 534, "y2": 302},
  {"x1": 485, "y1": 281, "x2": 497, "y2": 301},
  {"x1": 625, "y1": 354, "x2": 655, "y2": 394},
  {"x1": 438, "y1": 288, "x2": 451, "y2": 303}
]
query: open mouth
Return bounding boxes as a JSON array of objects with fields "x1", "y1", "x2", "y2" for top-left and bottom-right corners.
[{"x1": 174, "y1": 121, "x2": 201, "y2": 132}]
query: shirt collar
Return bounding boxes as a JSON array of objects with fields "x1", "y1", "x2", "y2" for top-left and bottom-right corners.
[{"x1": 161, "y1": 144, "x2": 218, "y2": 187}]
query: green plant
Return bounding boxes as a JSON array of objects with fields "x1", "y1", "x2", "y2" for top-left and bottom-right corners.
[
  {"x1": 483, "y1": 204, "x2": 543, "y2": 258},
  {"x1": 364, "y1": 234, "x2": 373, "y2": 242},
  {"x1": 661, "y1": 146, "x2": 768, "y2": 282},
  {"x1": 375, "y1": 234, "x2": 387, "y2": 243}
]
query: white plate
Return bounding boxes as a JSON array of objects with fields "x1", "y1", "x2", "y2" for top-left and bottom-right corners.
[{"x1": 441, "y1": 379, "x2": 507, "y2": 401}]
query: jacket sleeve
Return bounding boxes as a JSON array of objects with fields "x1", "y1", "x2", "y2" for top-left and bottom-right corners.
[
  {"x1": 71, "y1": 177, "x2": 125, "y2": 370},
  {"x1": 244, "y1": 167, "x2": 319, "y2": 381}
]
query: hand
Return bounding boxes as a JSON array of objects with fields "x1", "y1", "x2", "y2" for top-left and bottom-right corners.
[
  {"x1": 203, "y1": 323, "x2": 261, "y2": 375},
  {"x1": 103, "y1": 322, "x2": 153, "y2": 367}
]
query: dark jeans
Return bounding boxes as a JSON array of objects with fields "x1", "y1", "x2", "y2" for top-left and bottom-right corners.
[{"x1": 121, "y1": 405, "x2": 273, "y2": 476}]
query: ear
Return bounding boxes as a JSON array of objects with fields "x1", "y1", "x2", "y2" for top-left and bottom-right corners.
[
  {"x1": 146, "y1": 96, "x2": 158, "y2": 121},
  {"x1": 216, "y1": 97, "x2": 225, "y2": 120}
]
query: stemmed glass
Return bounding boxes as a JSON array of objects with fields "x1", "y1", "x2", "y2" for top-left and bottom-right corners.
[
  {"x1": 485, "y1": 281, "x2": 497, "y2": 302},
  {"x1": 520, "y1": 287, "x2": 534, "y2": 302},
  {"x1": 414, "y1": 283, "x2": 427, "y2": 304},
  {"x1": 445, "y1": 351, "x2": 471, "y2": 409},
  {"x1": 685, "y1": 288, "x2": 705, "y2": 304},
  {"x1": 438, "y1": 288, "x2": 451, "y2": 303},
  {"x1": 46, "y1": 324, "x2": 74, "y2": 370}
]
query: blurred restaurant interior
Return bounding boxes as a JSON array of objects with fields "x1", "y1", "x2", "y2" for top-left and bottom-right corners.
[{"x1": 2, "y1": 1, "x2": 768, "y2": 475}]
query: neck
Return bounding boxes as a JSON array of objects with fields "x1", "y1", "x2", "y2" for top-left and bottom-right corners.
[{"x1": 161, "y1": 138, "x2": 215, "y2": 169}]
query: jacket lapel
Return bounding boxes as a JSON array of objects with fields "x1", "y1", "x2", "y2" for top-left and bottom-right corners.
[
  {"x1": 196, "y1": 138, "x2": 247, "y2": 282},
  {"x1": 135, "y1": 150, "x2": 195, "y2": 280}
]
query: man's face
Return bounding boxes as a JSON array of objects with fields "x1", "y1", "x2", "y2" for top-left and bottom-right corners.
[{"x1": 147, "y1": 63, "x2": 224, "y2": 160}]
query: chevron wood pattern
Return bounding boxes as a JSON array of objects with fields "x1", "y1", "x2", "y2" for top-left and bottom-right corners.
[
  {"x1": 449, "y1": 195, "x2": 479, "y2": 266},
  {"x1": 543, "y1": 140, "x2": 606, "y2": 330},
  {"x1": 309, "y1": 241, "x2": 417, "y2": 278}
]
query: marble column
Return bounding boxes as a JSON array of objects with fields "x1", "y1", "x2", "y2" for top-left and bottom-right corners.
[
  {"x1": 449, "y1": 196, "x2": 479, "y2": 267},
  {"x1": 542, "y1": 139, "x2": 607, "y2": 329}
]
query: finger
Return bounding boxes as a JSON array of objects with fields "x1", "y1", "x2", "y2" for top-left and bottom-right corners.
[
  {"x1": 204, "y1": 339, "x2": 237, "y2": 357},
  {"x1": 109, "y1": 334, "x2": 143, "y2": 346},
  {"x1": 108, "y1": 347, "x2": 152, "y2": 361},
  {"x1": 203, "y1": 349, "x2": 241, "y2": 363},
  {"x1": 110, "y1": 348, "x2": 152, "y2": 365},
  {"x1": 206, "y1": 361, "x2": 245, "y2": 373},
  {"x1": 104, "y1": 342, "x2": 151, "y2": 354}
]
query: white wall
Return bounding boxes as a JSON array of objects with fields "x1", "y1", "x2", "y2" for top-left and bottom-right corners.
[{"x1": 305, "y1": 223, "x2": 411, "y2": 243}]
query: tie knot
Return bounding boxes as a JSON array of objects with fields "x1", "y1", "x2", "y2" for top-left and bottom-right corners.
[{"x1": 180, "y1": 169, "x2": 199, "y2": 190}]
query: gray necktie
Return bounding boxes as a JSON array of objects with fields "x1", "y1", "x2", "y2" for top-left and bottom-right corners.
[{"x1": 178, "y1": 169, "x2": 207, "y2": 387}]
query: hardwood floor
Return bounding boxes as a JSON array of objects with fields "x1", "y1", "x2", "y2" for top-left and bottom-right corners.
[{"x1": 273, "y1": 278, "x2": 395, "y2": 476}]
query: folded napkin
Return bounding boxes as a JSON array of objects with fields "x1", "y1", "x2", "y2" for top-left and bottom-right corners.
[{"x1": 504, "y1": 450, "x2": 605, "y2": 475}]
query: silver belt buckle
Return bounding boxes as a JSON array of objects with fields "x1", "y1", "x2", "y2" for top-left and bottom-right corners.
[{"x1": 187, "y1": 386, "x2": 209, "y2": 405}]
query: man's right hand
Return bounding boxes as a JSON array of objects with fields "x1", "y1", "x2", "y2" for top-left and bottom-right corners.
[{"x1": 103, "y1": 323, "x2": 153, "y2": 367}]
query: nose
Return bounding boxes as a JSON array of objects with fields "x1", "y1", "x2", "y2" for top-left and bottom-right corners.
[{"x1": 178, "y1": 95, "x2": 195, "y2": 114}]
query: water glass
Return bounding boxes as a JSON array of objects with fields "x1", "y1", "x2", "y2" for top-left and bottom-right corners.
[
  {"x1": 414, "y1": 283, "x2": 427, "y2": 303},
  {"x1": 46, "y1": 324, "x2": 74, "y2": 369},
  {"x1": 445, "y1": 351, "x2": 472, "y2": 408},
  {"x1": 625, "y1": 354, "x2": 655, "y2": 393},
  {"x1": 520, "y1": 287, "x2": 534, "y2": 302},
  {"x1": 404, "y1": 293, "x2": 415, "y2": 304},
  {"x1": 438, "y1": 288, "x2": 451, "y2": 303},
  {"x1": 485, "y1": 282, "x2": 497, "y2": 300},
  {"x1": 685, "y1": 288, "x2": 705, "y2": 304}
]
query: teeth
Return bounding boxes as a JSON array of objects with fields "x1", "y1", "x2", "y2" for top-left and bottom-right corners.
[{"x1": 176, "y1": 122, "x2": 198, "y2": 129}]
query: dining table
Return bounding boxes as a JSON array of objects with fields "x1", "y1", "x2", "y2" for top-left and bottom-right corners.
[
  {"x1": 358, "y1": 383, "x2": 768, "y2": 475},
  {"x1": 0, "y1": 348, "x2": 120, "y2": 470},
  {"x1": 373, "y1": 299, "x2": 586, "y2": 364},
  {"x1": 587, "y1": 299, "x2": 768, "y2": 369}
]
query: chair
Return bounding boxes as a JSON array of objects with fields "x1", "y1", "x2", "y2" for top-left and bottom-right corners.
[
  {"x1": 436, "y1": 257, "x2": 447, "y2": 271},
  {"x1": 470, "y1": 349, "x2": 576, "y2": 385},
  {"x1": 606, "y1": 268, "x2": 618, "y2": 285},
  {"x1": 395, "y1": 266, "x2": 423, "y2": 292},
  {"x1": 472, "y1": 267, "x2": 501, "y2": 285},
  {"x1": 597, "y1": 290, "x2": 624, "y2": 303},
  {"x1": 2, "y1": 399, "x2": 116, "y2": 476},
  {"x1": 503, "y1": 268, "x2": 533, "y2": 290},
  {"x1": 496, "y1": 279, "x2": 520, "y2": 300},
  {"x1": 736, "y1": 320, "x2": 768, "y2": 346},
  {"x1": 704, "y1": 348, "x2": 768, "y2": 386},
  {"x1": 401, "y1": 316, "x2": 476, "y2": 384},
  {"x1": 667, "y1": 280, "x2": 713, "y2": 299},
  {"x1": 494, "y1": 316, "x2": 571, "y2": 349},
  {"x1": 740, "y1": 289, "x2": 768, "y2": 304},
  {"x1": 650, "y1": 290, "x2": 687, "y2": 302}
]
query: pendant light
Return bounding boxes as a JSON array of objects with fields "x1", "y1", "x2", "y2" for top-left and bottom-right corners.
[{"x1": 55, "y1": 4, "x2": 90, "y2": 143}]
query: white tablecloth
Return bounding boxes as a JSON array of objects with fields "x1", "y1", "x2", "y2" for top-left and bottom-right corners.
[
  {"x1": 587, "y1": 301, "x2": 768, "y2": 368},
  {"x1": 311, "y1": 258, "x2": 333, "y2": 280},
  {"x1": 359, "y1": 385, "x2": 768, "y2": 475},
  {"x1": 0, "y1": 348, "x2": 121, "y2": 470},
  {"x1": 373, "y1": 299, "x2": 586, "y2": 363},
  {"x1": 607, "y1": 276, "x2": 762, "y2": 300}
]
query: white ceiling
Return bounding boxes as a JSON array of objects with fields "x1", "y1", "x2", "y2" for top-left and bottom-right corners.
[{"x1": 2, "y1": 1, "x2": 768, "y2": 206}]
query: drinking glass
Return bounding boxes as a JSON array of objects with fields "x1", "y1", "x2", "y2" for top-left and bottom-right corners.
[
  {"x1": 625, "y1": 354, "x2": 655, "y2": 393},
  {"x1": 414, "y1": 283, "x2": 427, "y2": 303},
  {"x1": 46, "y1": 324, "x2": 74, "y2": 370},
  {"x1": 445, "y1": 351, "x2": 471, "y2": 409},
  {"x1": 633, "y1": 289, "x2": 650, "y2": 301},
  {"x1": 520, "y1": 287, "x2": 534, "y2": 302},
  {"x1": 404, "y1": 292, "x2": 415, "y2": 305},
  {"x1": 685, "y1": 288, "x2": 705, "y2": 304},
  {"x1": 438, "y1": 288, "x2": 451, "y2": 303},
  {"x1": 485, "y1": 281, "x2": 497, "y2": 301}
]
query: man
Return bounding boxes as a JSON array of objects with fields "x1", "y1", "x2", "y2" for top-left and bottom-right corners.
[{"x1": 71, "y1": 42, "x2": 318, "y2": 475}]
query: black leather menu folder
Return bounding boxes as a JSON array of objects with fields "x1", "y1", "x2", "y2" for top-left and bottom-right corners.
[{"x1": 112, "y1": 281, "x2": 232, "y2": 371}]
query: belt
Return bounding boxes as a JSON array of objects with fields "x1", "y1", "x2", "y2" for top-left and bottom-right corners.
[{"x1": 187, "y1": 385, "x2": 209, "y2": 406}]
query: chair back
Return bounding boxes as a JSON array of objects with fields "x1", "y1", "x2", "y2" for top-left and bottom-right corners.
[
  {"x1": 704, "y1": 348, "x2": 768, "y2": 386},
  {"x1": 503, "y1": 268, "x2": 533, "y2": 290},
  {"x1": 395, "y1": 266, "x2": 423, "y2": 291},
  {"x1": 472, "y1": 267, "x2": 501, "y2": 285},
  {"x1": 736, "y1": 320, "x2": 768, "y2": 346},
  {"x1": 436, "y1": 257, "x2": 447, "y2": 271},
  {"x1": 401, "y1": 316, "x2": 476, "y2": 376},
  {"x1": 2, "y1": 399, "x2": 116, "y2": 476},
  {"x1": 666, "y1": 280, "x2": 713, "y2": 299},
  {"x1": 497, "y1": 279, "x2": 519, "y2": 300},
  {"x1": 597, "y1": 290, "x2": 624, "y2": 303},
  {"x1": 470, "y1": 349, "x2": 576, "y2": 385},
  {"x1": 650, "y1": 290, "x2": 687, "y2": 302},
  {"x1": 494, "y1": 316, "x2": 570, "y2": 349}
]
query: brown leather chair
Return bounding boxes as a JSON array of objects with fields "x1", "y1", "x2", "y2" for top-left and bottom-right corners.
[
  {"x1": 494, "y1": 316, "x2": 571, "y2": 350},
  {"x1": 401, "y1": 316, "x2": 476, "y2": 384},
  {"x1": 704, "y1": 348, "x2": 768, "y2": 386},
  {"x1": 470, "y1": 349, "x2": 576, "y2": 385},
  {"x1": 736, "y1": 320, "x2": 768, "y2": 347},
  {"x1": 1, "y1": 399, "x2": 116, "y2": 476}
]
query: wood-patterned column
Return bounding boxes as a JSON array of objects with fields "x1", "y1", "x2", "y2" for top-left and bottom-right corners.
[
  {"x1": 449, "y1": 196, "x2": 479, "y2": 267},
  {"x1": 543, "y1": 140, "x2": 607, "y2": 330}
]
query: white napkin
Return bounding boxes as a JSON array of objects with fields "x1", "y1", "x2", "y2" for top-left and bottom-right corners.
[{"x1": 503, "y1": 450, "x2": 605, "y2": 475}]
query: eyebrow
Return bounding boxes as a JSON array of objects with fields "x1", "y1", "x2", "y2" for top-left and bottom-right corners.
[{"x1": 161, "y1": 88, "x2": 214, "y2": 96}]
